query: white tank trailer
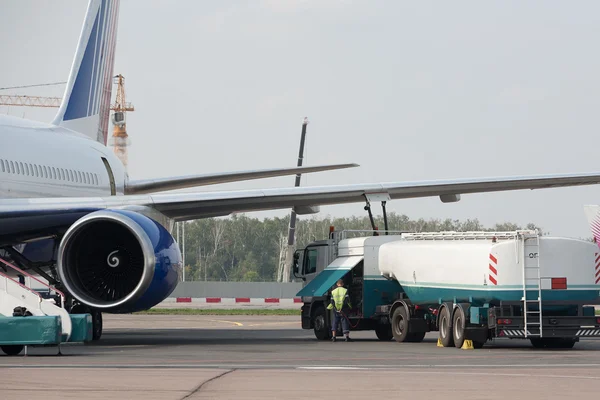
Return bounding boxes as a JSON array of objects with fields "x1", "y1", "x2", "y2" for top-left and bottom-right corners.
[{"x1": 377, "y1": 230, "x2": 600, "y2": 349}]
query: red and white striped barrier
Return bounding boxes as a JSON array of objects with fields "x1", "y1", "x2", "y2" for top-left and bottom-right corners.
[{"x1": 170, "y1": 297, "x2": 303, "y2": 304}]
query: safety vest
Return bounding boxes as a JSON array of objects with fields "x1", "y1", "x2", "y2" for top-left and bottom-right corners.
[{"x1": 327, "y1": 287, "x2": 350, "y2": 311}]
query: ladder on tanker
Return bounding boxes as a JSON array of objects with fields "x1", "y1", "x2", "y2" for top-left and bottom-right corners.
[{"x1": 521, "y1": 232, "x2": 543, "y2": 338}]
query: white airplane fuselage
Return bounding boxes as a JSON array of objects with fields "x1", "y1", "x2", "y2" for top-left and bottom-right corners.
[{"x1": 0, "y1": 115, "x2": 126, "y2": 199}]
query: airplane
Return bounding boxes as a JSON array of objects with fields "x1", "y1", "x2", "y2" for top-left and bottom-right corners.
[{"x1": 3, "y1": 0, "x2": 600, "y2": 342}]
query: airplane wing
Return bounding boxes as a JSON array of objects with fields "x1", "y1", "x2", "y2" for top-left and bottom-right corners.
[
  {"x1": 124, "y1": 163, "x2": 358, "y2": 194},
  {"x1": 150, "y1": 171, "x2": 600, "y2": 220},
  {"x1": 3, "y1": 171, "x2": 600, "y2": 226}
]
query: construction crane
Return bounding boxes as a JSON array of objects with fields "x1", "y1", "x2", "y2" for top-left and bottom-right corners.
[
  {"x1": 0, "y1": 75, "x2": 134, "y2": 169},
  {"x1": 107, "y1": 74, "x2": 133, "y2": 169}
]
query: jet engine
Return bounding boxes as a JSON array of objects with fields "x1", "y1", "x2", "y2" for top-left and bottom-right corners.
[{"x1": 57, "y1": 210, "x2": 182, "y2": 313}]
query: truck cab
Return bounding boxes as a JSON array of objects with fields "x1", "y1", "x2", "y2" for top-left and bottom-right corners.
[
  {"x1": 294, "y1": 230, "x2": 406, "y2": 341},
  {"x1": 292, "y1": 239, "x2": 334, "y2": 286}
]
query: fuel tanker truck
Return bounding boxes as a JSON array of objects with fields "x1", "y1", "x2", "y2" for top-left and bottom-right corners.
[{"x1": 294, "y1": 229, "x2": 600, "y2": 349}]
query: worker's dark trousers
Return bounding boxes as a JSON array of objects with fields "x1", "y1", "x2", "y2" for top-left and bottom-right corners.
[{"x1": 332, "y1": 311, "x2": 349, "y2": 335}]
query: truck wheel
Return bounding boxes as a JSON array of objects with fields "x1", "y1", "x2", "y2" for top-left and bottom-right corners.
[
  {"x1": 375, "y1": 324, "x2": 393, "y2": 341},
  {"x1": 406, "y1": 331, "x2": 426, "y2": 343},
  {"x1": 438, "y1": 305, "x2": 454, "y2": 348},
  {"x1": 391, "y1": 306, "x2": 409, "y2": 343},
  {"x1": 1, "y1": 345, "x2": 24, "y2": 356},
  {"x1": 312, "y1": 306, "x2": 331, "y2": 341},
  {"x1": 452, "y1": 307, "x2": 466, "y2": 349}
]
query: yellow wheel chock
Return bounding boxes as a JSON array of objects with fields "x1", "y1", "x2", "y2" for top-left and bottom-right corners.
[{"x1": 461, "y1": 340, "x2": 474, "y2": 350}]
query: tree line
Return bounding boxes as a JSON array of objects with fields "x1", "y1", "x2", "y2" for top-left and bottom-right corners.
[{"x1": 178, "y1": 212, "x2": 547, "y2": 282}]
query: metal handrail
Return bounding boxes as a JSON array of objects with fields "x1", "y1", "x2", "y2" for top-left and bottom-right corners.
[{"x1": 0, "y1": 257, "x2": 65, "y2": 308}]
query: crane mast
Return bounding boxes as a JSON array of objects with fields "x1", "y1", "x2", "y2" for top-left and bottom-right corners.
[
  {"x1": 0, "y1": 75, "x2": 134, "y2": 170},
  {"x1": 108, "y1": 74, "x2": 132, "y2": 170}
]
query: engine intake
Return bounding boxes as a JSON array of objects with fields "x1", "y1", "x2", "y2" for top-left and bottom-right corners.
[{"x1": 57, "y1": 210, "x2": 181, "y2": 313}]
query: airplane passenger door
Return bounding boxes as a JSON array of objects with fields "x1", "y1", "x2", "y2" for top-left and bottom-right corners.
[{"x1": 101, "y1": 157, "x2": 116, "y2": 195}]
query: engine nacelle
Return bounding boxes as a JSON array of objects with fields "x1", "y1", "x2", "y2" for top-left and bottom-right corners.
[{"x1": 57, "y1": 210, "x2": 182, "y2": 313}]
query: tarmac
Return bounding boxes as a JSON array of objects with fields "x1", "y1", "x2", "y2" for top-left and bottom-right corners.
[{"x1": 1, "y1": 314, "x2": 600, "y2": 399}]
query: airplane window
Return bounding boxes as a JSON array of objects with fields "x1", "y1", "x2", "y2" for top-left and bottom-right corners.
[
  {"x1": 76, "y1": 171, "x2": 81, "y2": 183},
  {"x1": 69, "y1": 170, "x2": 74, "y2": 181},
  {"x1": 15, "y1": 162, "x2": 20, "y2": 175},
  {"x1": 19, "y1": 162, "x2": 24, "y2": 175},
  {"x1": 94, "y1": 174, "x2": 98, "y2": 185},
  {"x1": 85, "y1": 172, "x2": 90, "y2": 184},
  {"x1": 61, "y1": 169, "x2": 66, "y2": 181},
  {"x1": 0, "y1": 160, "x2": 4, "y2": 173},
  {"x1": 28, "y1": 164, "x2": 33, "y2": 176}
]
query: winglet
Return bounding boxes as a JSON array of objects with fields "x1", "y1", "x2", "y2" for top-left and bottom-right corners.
[
  {"x1": 52, "y1": 0, "x2": 120, "y2": 145},
  {"x1": 584, "y1": 205, "x2": 600, "y2": 244}
]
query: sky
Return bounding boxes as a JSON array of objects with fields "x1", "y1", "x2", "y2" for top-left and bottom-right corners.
[{"x1": 1, "y1": 0, "x2": 600, "y2": 239}]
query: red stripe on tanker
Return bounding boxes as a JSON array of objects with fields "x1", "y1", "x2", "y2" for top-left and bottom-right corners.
[{"x1": 489, "y1": 254, "x2": 498, "y2": 286}]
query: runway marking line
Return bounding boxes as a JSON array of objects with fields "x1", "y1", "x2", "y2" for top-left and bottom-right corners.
[
  {"x1": 246, "y1": 321, "x2": 299, "y2": 327},
  {"x1": 208, "y1": 319, "x2": 243, "y2": 327}
]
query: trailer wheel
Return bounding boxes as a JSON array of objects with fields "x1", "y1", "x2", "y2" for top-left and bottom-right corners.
[
  {"x1": 1, "y1": 345, "x2": 24, "y2": 356},
  {"x1": 531, "y1": 338, "x2": 576, "y2": 349},
  {"x1": 558, "y1": 340, "x2": 576, "y2": 349},
  {"x1": 391, "y1": 306, "x2": 410, "y2": 343},
  {"x1": 438, "y1": 305, "x2": 454, "y2": 347},
  {"x1": 312, "y1": 306, "x2": 331, "y2": 341},
  {"x1": 530, "y1": 338, "x2": 545, "y2": 348},
  {"x1": 452, "y1": 307, "x2": 466, "y2": 349},
  {"x1": 375, "y1": 324, "x2": 393, "y2": 341}
]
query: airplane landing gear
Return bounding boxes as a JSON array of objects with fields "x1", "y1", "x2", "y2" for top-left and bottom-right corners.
[{"x1": 70, "y1": 303, "x2": 102, "y2": 341}]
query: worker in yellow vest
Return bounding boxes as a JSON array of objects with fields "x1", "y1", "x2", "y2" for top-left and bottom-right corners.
[{"x1": 327, "y1": 279, "x2": 352, "y2": 342}]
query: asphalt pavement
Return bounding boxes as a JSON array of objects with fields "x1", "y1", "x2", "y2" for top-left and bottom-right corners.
[{"x1": 1, "y1": 314, "x2": 599, "y2": 399}]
